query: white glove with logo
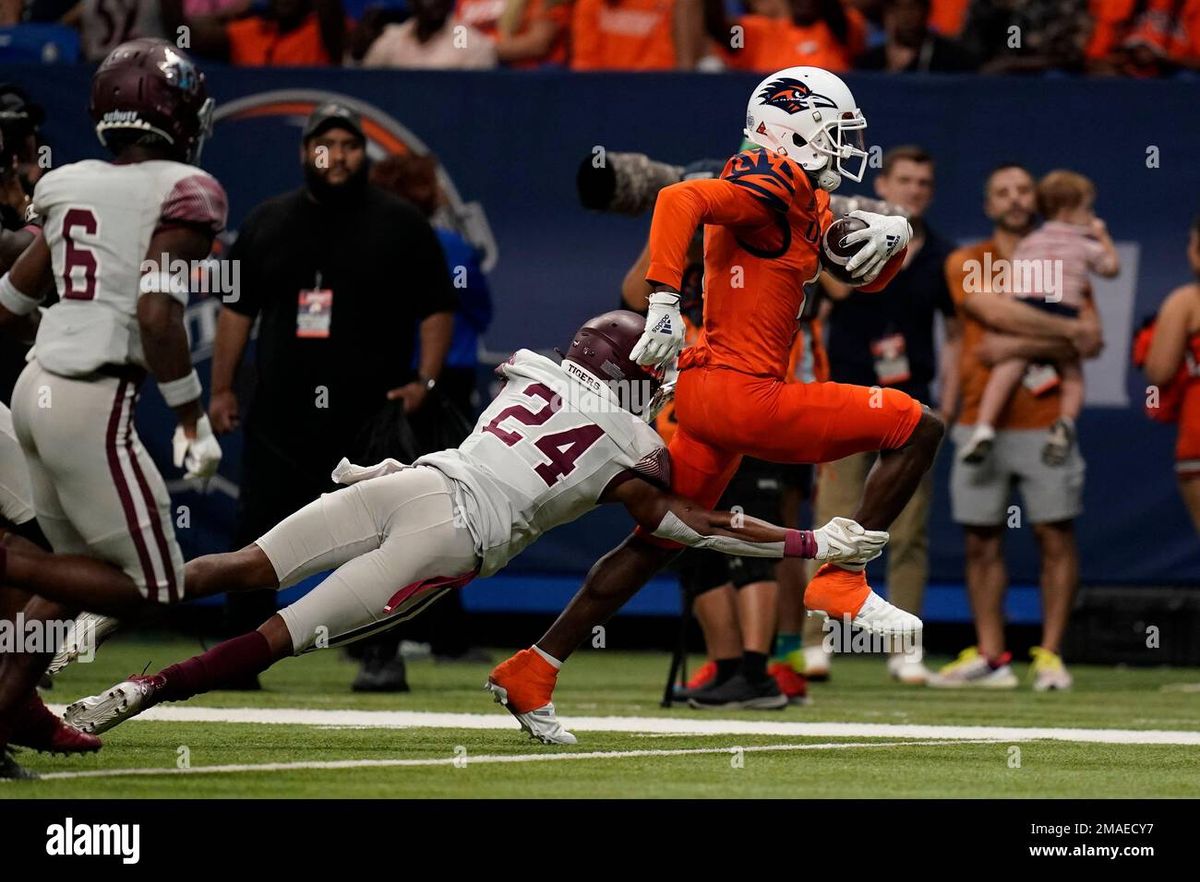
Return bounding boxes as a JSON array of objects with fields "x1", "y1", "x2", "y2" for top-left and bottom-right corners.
[
  {"x1": 172, "y1": 414, "x2": 222, "y2": 480},
  {"x1": 630, "y1": 291, "x2": 685, "y2": 368},
  {"x1": 813, "y1": 516, "x2": 889, "y2": 565},
  {"x1": 843, "y1": 210, "x2": 913, "y2": 285}
]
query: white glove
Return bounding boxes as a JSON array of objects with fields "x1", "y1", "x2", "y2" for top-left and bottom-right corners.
[
  {"x1": 172, "y1": 414, "x2": 222, "y2": 480},
  {"x1": 843, "y1": 210, "x2": 912, "y2": 285},
  {"x1": 642, "y1": 358, "x2": 678, "y2": 424},
  {"x1": 813, "y1": 516, "x2": 889, "y2": 565},
  {"x1": 331, "y1": 456, "x2": 407, "y2": 485},
  {"x1": 630, "y1": 291, "x2": 685, "y2": 368}
]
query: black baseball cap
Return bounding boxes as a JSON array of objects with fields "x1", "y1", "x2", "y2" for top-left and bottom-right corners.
[
  {"x1": 0, "y1": 84, "x2": 45, "y2": 133},
  {"x1": 302, "y1": 102, "x2": 364, "y2": 143}
]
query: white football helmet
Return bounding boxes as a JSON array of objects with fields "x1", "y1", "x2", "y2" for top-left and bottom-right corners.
[{"x1": 743, "y1": 66, "x2": 868, "y2": 193}]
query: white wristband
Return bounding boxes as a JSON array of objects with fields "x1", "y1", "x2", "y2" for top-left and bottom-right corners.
[
  {"x1": 139, "y1": 270, "x2": 190, "y2": 306},
  {"x1": 0, "y1": 273, "x2": 41, "y2": 316},
  {"x1": 159, "y1": 370, "x2": 203, "y2": 407}
]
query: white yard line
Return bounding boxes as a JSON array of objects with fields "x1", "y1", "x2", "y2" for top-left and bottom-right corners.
[
  {"x1": 32, "y1": 739, "x2": 1005, "y2": 781},
  {"x1": 47, "y1": 704, "x2": 1200, "y2": 745}
]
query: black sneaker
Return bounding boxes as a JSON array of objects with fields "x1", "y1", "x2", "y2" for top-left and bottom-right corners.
[
  {"x1": 1042, "y1": 418, "x2": 1075, "y2": 466},
  {"x1": 687, "y1": 673, "x2": 788, "y2": 710},
  {"x1": 352, "y1": 656, "x2": 410, "y2": 693},
  {"x1": 1, "y1": 748, "x2": 37, "y2": 780}
]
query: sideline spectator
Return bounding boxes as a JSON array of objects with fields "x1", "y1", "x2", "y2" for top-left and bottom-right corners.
[
  {"x1": 1141, "y1": 217, "x2": 1200, "y2": 533},
  {"x1": 210, "y1": 104, "x2": 456, "y2": 688},
  {"x1": 932, "y1": 163, "x2": 1103, "y2": 692}
]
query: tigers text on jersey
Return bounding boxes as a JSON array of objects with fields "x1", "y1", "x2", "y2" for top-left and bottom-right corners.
[
  {"x1": 29, "y1": 159, "x2": 227, "y2": 377},
  {"x1": 416, "y1": 349, "x2": 670, "y2": 576}
]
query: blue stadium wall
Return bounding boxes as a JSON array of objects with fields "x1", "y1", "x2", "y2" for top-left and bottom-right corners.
[{"x1": 6, "y1": 66, "x2": 1198, "y2": 619}]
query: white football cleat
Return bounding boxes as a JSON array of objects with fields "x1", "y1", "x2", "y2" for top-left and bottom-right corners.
[
  {"x1": 46, "y1": 612, "x2": 120, "y2": 675},
  {"x1": 811, "y1": 590, "x2": 923, "y2": 638},
  {"x1": 886, "y1": 648, "x2": 932, "y2": 685},
  {"x1": 484, "y1": 680, "x2": 577, "y2": 745},
  {"x1": 64, "y1": 676, "x2": 162, "y2": 735}
]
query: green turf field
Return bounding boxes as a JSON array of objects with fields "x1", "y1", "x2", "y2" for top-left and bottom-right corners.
[{"x1": 5, "y1": 632, "x2": 1200, "y2": 798}]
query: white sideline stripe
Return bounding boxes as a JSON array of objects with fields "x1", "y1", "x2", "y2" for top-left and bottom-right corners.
[
  {"x1": 48, "y1": 704, "x2": 1200, "y2": 745},
  {"x1": 31, "y1": 739, "x2": 1003, "y2": 781}
]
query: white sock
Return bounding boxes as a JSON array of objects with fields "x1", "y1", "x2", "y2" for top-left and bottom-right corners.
[{"x1": 531, "y1": 644, "x2": 563, "y2": 670}]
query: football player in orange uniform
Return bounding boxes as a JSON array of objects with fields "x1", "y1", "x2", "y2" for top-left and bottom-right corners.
[{"x1": 488, "y1": 66, "x2": 946, "y2": 743}]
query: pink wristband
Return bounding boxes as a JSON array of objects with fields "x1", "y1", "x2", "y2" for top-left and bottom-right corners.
[{"x1": 784, "y1": 529, "x2": 817, "y2": 559}]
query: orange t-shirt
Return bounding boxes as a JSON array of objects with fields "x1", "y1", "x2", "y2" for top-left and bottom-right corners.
[
  {"x1": 929, "y1": 0, "x2": 970, "y2": 36},
  {"x1": 226, "y1": 13, "x2": 333, "y2": 66},
  {"x1": 455, "y1": 0, "x2": 572, "y2": 66},
  {"x1": 721, "y1": 12, "x2": 866, "y2": 73},
  {"x1": 570, "y1": 0, "x2": 676, "y2": 70},
  {"x1": 1086, "y1": 0, "x2": 1139, "y2": 59},
  {"x1": 945, "y1": 240, "x2": 1061, "y2": 430}
]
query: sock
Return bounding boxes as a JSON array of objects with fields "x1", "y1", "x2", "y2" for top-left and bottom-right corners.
[
  {"x1": 774, "y1": 632, "x2": 802, "y2": 662},
  {"x1": 158, "y1": 631, "x2": 273, "y2": 703},
  {"x1": 531, "y1": 644, "x2": 562, "y2": 670},
  {"x1": 715, "y1": 657, "x2": 740, "y2": 683},
  {"x1": 741, "y1": 651, "x2": 769, "y2": 683}
]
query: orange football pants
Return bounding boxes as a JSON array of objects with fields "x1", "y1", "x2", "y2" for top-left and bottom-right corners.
[{"x1": 663, "y1": 366, "x2": 924, "y2": 512}]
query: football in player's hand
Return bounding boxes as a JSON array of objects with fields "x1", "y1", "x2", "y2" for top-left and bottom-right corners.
[{"x1": 821, "y1": 215, "x2": 870, "y2": 285}]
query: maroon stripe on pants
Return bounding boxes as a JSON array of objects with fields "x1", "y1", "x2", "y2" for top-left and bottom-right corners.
[
  {"x1": 104, "y1": 378, "x2": 160, "y2": 602},
  {"x1": 123, "y1": 410, "x2": 179, "y2": 603}
]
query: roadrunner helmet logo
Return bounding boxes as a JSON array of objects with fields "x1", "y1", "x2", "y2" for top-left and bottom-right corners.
[{"x1": 757, "y1": 78, "x2": 837, "y2": 115}]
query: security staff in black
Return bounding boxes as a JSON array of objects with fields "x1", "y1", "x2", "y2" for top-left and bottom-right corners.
[{"x1": 210, "y1": 104, "x2": 456, "y2": 680}]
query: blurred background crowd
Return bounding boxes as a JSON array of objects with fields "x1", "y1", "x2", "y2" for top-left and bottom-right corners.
[{"x1": 1, "y1": 0, "x2": 1199, "y2": 77}]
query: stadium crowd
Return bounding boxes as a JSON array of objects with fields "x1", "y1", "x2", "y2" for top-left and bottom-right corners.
[{"x1": 1, "y1": 0, "x2": 1199, "y2": 76}]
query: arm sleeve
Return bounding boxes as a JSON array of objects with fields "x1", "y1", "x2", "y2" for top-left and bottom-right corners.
[
  {"x1": 645, "y1": 175, "x2": 778, "y2": 288},
  {"x1": 650, "y1": 509, "x2": 788, "y2": 559},
  {"x1": 159, "y1": 174, "x2": 228, "y2": 236}
]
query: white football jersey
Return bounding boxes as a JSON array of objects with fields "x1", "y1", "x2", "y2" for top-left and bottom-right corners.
[
  {"x1": 29, "y1": 159, "x2": 227, "y2": 377},
  {"x1": 417, "y1": 350, "x2": 670, "y2": 576}
]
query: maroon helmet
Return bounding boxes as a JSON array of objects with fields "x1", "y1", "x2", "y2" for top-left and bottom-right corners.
[
  {"x1": 563, "y1": 310, "x2": 662, "y2": 415},
  {"x1": 89, "y1": 38, "x2": 214, "y2": 164}
]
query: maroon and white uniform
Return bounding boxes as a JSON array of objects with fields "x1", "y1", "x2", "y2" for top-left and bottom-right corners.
[
  {"x1": 4, "y1": 159, "x2": 227, "y2": 601},
  {"x1": 257, "y1": 350, "x2": 669, "y2": 653}
]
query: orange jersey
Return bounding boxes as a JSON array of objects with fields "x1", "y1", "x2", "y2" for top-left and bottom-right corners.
[
  {"x1": 646, "y1": 148, "x2": 832, "y2": 380},
  {"x1": 721, "y1": 12, "x2": 867, "y2": 73},
  {"x1": 570, "y1": 0, "x2": 676, "y2": 70},
  {"x1": 226, "y1": 13, "x2": 336, "y2": 66}
]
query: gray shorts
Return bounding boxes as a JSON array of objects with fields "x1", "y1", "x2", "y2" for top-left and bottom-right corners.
[{"x1": 949, "y1": 424, "x2": 1085, "y2": 527}]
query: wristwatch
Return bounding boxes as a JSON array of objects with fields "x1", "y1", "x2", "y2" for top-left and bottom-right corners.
[{"x1": 421, "y1": 376, "x2": 437, "y2": 392}]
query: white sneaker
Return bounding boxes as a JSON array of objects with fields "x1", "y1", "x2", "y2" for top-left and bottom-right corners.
[
  {"x1": 803, "y1": 645, "x2": 831, "y2": 681},
  {"x1": 926, "y1": 647, "x2": 1018, "y2": 689},
  {"x1": 46, "y1": 612, "x2": 120, "y2": 675},
  {"x1": 1030, "y1": 647, "x2": 1073, "y2": 691},
  {"x1": 64, "y1": 676, "x2": 162, "y2": 734},
  {"x1": 887, "y1": 648, "x2": 932, "y2": 685},
  {"x1": 484, "y1": 680, "x2": 577, "y2": 745},
  {"x1": 959, "y1": 424, "x2": 996, "y2": 465}
]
